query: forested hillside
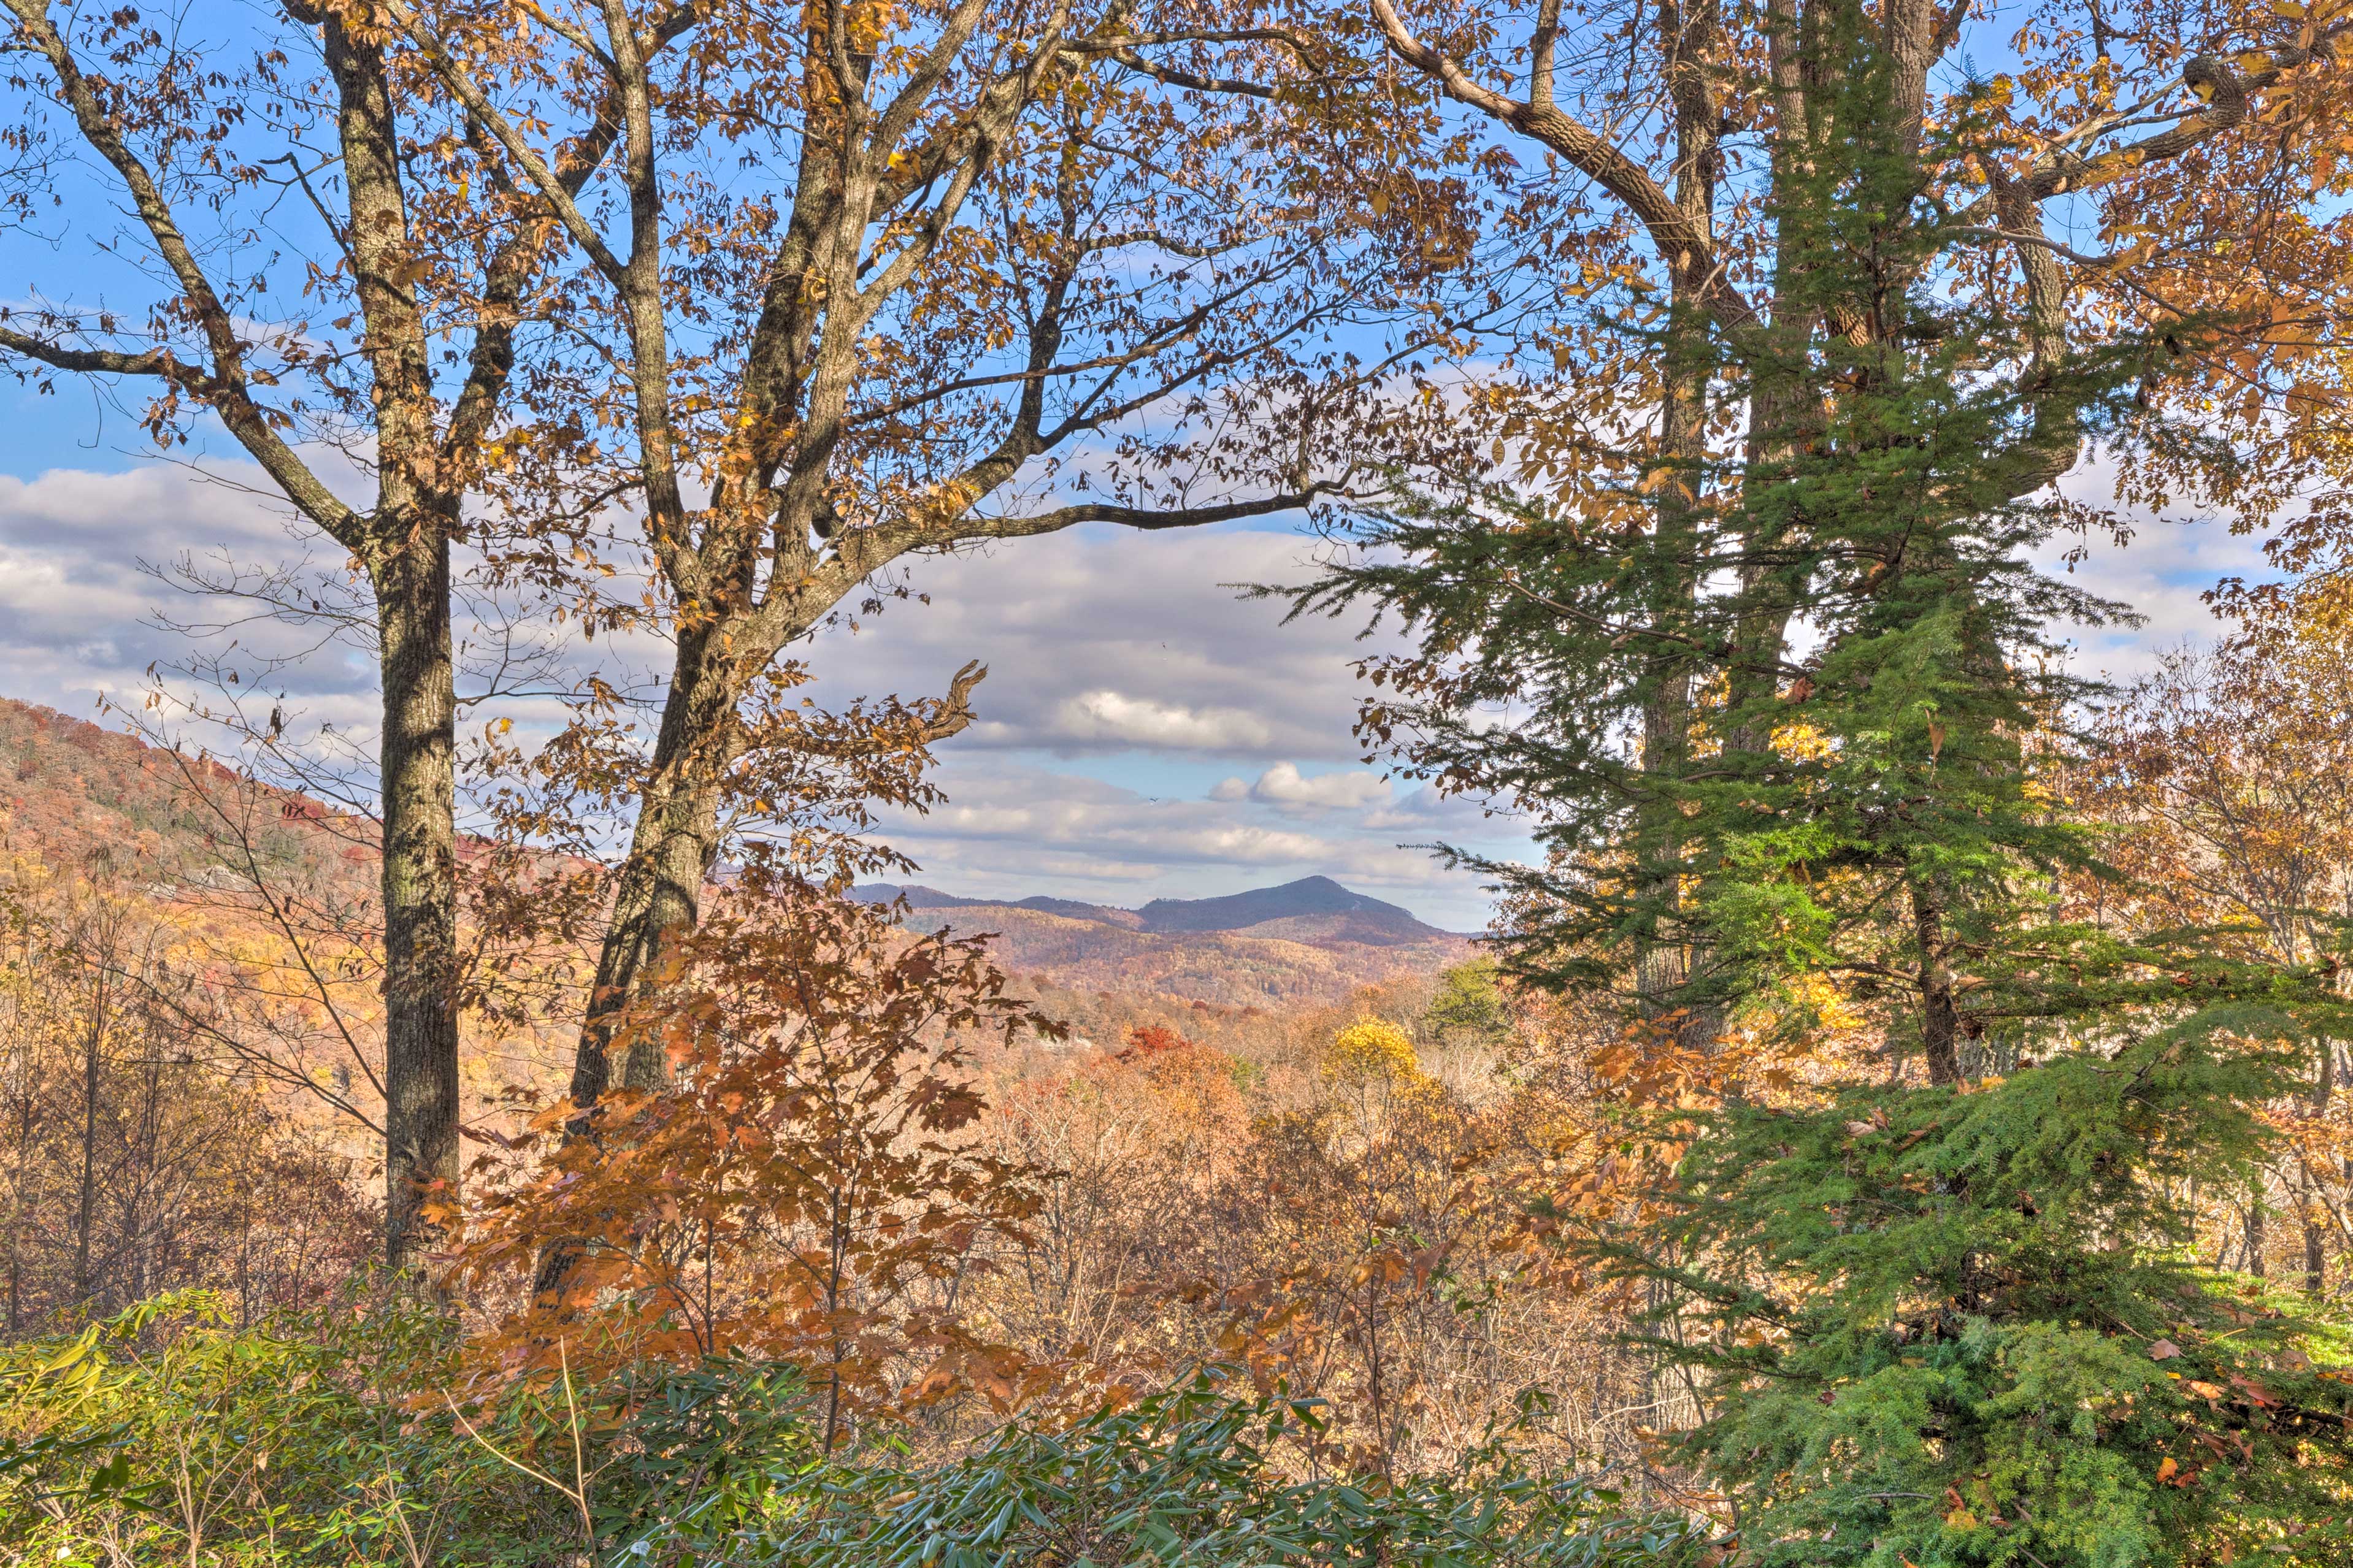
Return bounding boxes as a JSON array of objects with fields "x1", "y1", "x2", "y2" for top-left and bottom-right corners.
[
  {"x1": 5, "y1": 0, "x2": 2353, "y2": 1563},
  {"x1": 0, "y1": 700, "x2": 383, "y2": 1328},
  {"x1": 864, "y1": 876, "x2": 1470, "y2": 1018},
  {"x1": 0, "y1": 699, "x2": 361, "y2": 882}
]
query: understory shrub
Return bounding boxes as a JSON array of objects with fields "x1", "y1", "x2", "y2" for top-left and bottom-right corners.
[
  {"x1": 0, "y1": 1296, "x2": 1688, "y2": 1567},
  {"x1": 705, "y1": 1371, "x2": 1695, "y2": 1567},
  {"x1": 0, "y1": 1291, "x2": 574, "y2": 1566}
]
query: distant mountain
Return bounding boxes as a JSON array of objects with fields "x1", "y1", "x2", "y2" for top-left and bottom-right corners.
[
  {"x1": 864, "y1": 884, "x2": 994, "y2": 912},
  {"x1": 1011, "y1": 893, "x2": 1145, "y2": 927},
  {"x1": 0, "y1": 691, "x2": 1470, "y2": 1033},
  {"x1": 1135, "y1": 876, "x2": 1440, "y2": 936},
  {"x1": 860, "y1": 884, "x2": 1138, "y2": 925},
  {"x1": 859, "y1": 874, "x2": 1451, "y2": 939},
  {"x1": 852, "y1": 874, "x2": 1468, "y2": 1010}
]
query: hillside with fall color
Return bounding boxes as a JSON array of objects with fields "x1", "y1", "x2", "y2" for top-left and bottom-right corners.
[
  {"x1": 0, "y1": 697, "x2": 382, "y2": 905},
  {"x1": 862, "y1": 877, "x2": 1472, "y2": 1024},
  {"x1": 0, "y1": 697, "x2": 1470, "y2": 1047}
]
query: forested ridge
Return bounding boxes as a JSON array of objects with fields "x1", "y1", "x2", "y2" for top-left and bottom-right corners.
[{"x1": 2, "y1": 0, "x2": 2353, "y2": 1561}]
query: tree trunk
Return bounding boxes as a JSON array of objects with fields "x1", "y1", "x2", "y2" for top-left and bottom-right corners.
[
  {"x1": 1631, "y1": 0, "x2": 1719, "y2": 1048},
  {"x1": 6, "y1": 1073, "x2": 28, "y2": 1333},
  {"x1": 71, "y1": 967, "x2": 106, "y2": 1307},
  {"x1": 322, "y1": 12, "x2": 470, "y2": 1283},
  {"x1": 1911, "y1": 877, "x2": 1962, "y2": 1087},
  {"x1": 568, "y1": 624, "x2": 742, "y2": 1107},
  {"x1": 2309, "y1": 1039, "x2": 2335, "y2": 1291},
  {"x1": 1632, "y1": 365, "x2": 1709, "y2": 1043},
  {"x1": 377, "y1": 535, "x2": 461, "y2": 1278},
  {"x1": 2304, "y1": 1162, "x2": 2325, "y2": 1292}
]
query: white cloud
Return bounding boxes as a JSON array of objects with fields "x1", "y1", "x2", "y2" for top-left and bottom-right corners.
[
  {"x1": 909, "y1": 768, "x2": 1345, "y2": 866},
  {"x1": 1234, "y1": 760, "x2": 1392, "y2": 814},
  {"x1": 2033, "y1": 455, "x2": 2276, "y2": 683},
  {"x1": 800, "y1": 527, "x2": 1388, "y2": 763},
  {"x1": 0, "y1": 463, "x2": 370, "y2": 722},
  {"x1": 1362, "y1": 782, "x2": 1509, "y2": 833},
  {"x1": 1056, "y1": 689, "x2": 1273, "y2": 751}
]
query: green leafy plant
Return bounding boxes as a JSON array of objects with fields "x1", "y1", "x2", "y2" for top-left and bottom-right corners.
[
  {"x1": 743, "y1": 1371, "x2": 1695, "y2": 1568},
  {"x1": 0, "y1": 1291, "x2": 570, "y2": 1566}
]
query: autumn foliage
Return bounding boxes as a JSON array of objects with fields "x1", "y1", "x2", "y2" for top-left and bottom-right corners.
[
  {"x1": 6, "y1": 0, "x2": 2353, "y2": 1558},
  {"x1": 449, "y1": 876, "x2": 1059, "y2": 1446}
]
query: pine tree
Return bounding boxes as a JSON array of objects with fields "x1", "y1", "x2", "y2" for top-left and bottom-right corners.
[
  {"x1": 1302, "y1": 6, "x2": 2144, "y2": 1059},
  {"x1": 1625, "y1": 1009, "x2": 2353, "y2": 1564},
  {"x1": 1305, "y1": 5, "x2": 2353, "y2": 1557}
]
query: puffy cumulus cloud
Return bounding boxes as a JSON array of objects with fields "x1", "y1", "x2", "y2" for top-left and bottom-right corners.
[
  {"x1": 1362, "y1": 782, "x2": 1508, "y2": 833},
  {"x1": 2033, "y1": 457, "x2": 2273, "y2": 682},
  {"x1": 908, "y1": 767, "x2": 1341, "y2": 867},
  {"x1": 1213, "y1": 760, "x2": 1392, "y2": 814},
  {"x1": 1056, "y1": 690, "x2": 1273, "y2": 751},
  {"x1": 0, "y1": 464, "x2": 297, "y2": 554},
  {"x1": 0, "y1": 456, "x2": 650, "y2": 760}
]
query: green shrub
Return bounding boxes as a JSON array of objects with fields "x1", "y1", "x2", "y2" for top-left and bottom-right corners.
[
  {"x1": 0, "y1": 1291, "x2": 824, "y2": 1566},
  {"x1": 730, "y1": 1373, "x2": 1695, "y2": 1568},
  {"x1": 0, "y1": 1291, "x2": 572, "y2": 1566},
  {"x1": 2, "y1": 1298, "x2": 1683, "y2": 1567}
]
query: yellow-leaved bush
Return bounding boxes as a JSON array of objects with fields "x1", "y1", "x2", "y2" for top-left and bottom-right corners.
[{"x1": 1323, "y1": 1019, "x2": 1427, "y2": 1087}]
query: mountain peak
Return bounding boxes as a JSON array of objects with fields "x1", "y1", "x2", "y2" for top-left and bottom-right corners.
[{"x1": 1134, "y1": 876, "x2": 1432, "y2": 935}]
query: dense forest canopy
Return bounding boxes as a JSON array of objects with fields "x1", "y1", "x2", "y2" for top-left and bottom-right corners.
[{"x1": 1, "y1": 0, "x2": 2352, "y2": 1561}]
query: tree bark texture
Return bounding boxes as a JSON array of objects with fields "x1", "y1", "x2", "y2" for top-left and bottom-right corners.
[{"x1": 375, "y1": 538, "x2": 461, "y2": 1275}]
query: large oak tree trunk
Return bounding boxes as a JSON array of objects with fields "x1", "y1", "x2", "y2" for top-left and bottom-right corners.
[
  {"x1": 326, "y1": 12, "x2": 469, "y2": 1279},
  {"x1": 376, "y1": 534, "x2": 461, "y2": 1276}
]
